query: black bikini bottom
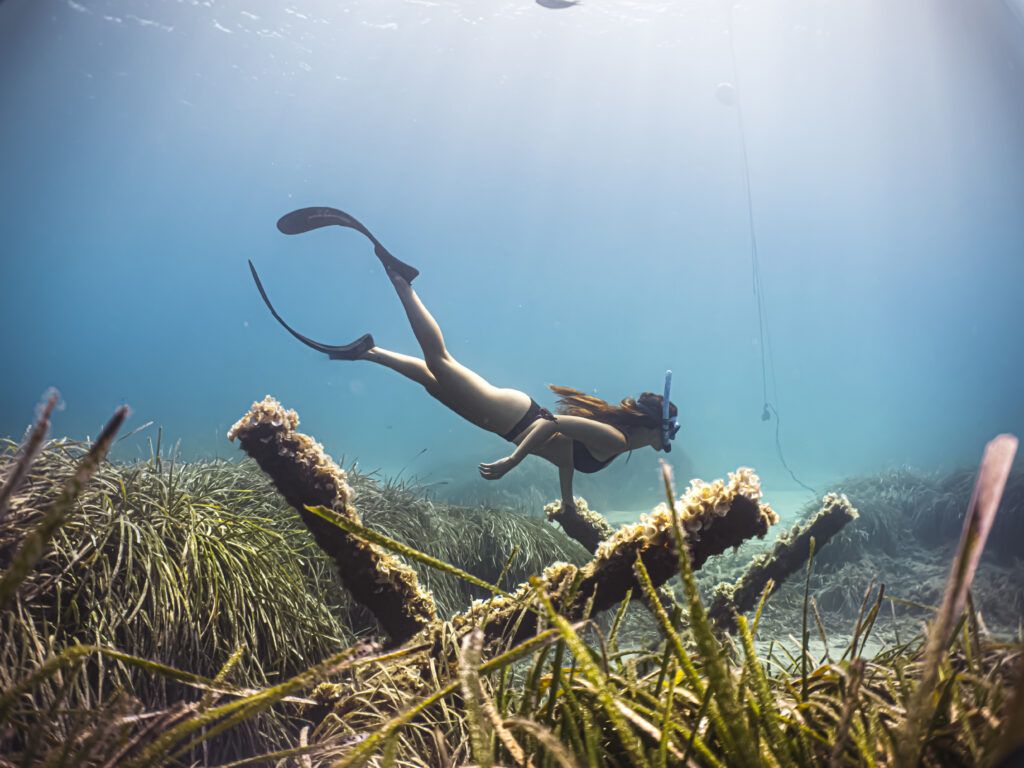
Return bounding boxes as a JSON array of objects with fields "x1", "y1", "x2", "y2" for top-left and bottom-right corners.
[{"x1": 502, "y1": 399, "x2": 555, "y2": 442}]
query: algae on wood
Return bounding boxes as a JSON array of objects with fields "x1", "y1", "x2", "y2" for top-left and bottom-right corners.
[
  {"x1": 454, "y1": 469, "x2": 779, "y2": 646},
  {"x1": 229, "y1": 396, "x2": 438, "y2": 645},
  {"x1": 708, "y1": 491, "x2": 859, "y2": 632},
  {"x1": 543, "y1": 497, "x2": 614, "y2": 554}
]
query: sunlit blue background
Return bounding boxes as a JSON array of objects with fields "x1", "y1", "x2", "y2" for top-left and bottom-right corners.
[{"x1": 1, "y1": 0, "x2": 1022, "y2": 510}]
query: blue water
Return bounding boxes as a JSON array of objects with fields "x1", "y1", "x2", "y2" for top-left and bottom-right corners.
[{"x1": 2, "y1": 0, "x2": 1022, "y2": 509}]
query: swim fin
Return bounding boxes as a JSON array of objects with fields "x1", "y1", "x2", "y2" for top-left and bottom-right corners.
[
  {"x1": 248, "y1": 260, "x2": 375, "y2": 360},
  {"x1": 276, "y1": 206, "x2": 419, "y2": 284}
]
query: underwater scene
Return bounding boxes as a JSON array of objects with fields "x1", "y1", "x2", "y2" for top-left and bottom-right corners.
[{"x1": 2, "y1": 0, "x2": 1024, "y2": 765}]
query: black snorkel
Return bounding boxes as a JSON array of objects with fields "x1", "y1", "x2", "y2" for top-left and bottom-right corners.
[{"x1": 661, "y1": 370, "x2": 681, "y2": 452}]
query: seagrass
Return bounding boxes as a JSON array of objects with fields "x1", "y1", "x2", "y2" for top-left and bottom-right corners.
[{"x1": 0, "y1": 394, "x2": 1020, "y2": 767}]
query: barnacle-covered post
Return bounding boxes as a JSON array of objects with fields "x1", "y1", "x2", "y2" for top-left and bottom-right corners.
[
  {"x1": 456, "y1": 469, "x2": 779, "y2": 646},
  {"x1": 543, "y1": 497, "x2": 615, "y2": 554},
  {"x1": 228, "y1": 396, "x2": 437, "y2": 645},
  {"x1": 707, "y1": 492, "x2": 859, "y2": 632}
]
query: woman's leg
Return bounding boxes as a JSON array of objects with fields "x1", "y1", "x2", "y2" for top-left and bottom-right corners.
[
  {"x1": 386, "y1": 270, "x2": 530, "y2": 433},
  {"x1": 363, "y1": 347, "x2": 443, "y2": 400}
]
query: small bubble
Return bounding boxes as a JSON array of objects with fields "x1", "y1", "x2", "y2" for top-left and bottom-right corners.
[{"x1": 715, "y1": 82, "x2": 736, "y2": 106}]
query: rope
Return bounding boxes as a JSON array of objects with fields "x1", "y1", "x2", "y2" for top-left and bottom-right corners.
[{"x1": 725, "y1": 6, "x2": 816, "y2": 495}]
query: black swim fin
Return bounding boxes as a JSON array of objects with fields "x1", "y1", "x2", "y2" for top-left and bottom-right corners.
[
  {"x1": 276, "y1": 206, "x2": 419, "y2": 284},
  {"x1": 248, "y1": 260, "x2": 375, "y2": 360}
]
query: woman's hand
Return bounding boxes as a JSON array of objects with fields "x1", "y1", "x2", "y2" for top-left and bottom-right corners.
[{"x1": 479, "y1": 456, "x2": 517, "y2": 480}]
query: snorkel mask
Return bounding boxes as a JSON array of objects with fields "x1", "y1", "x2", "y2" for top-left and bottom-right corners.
[{"x1": 661, "y1": 370, "x2": 681, "y2": 452}]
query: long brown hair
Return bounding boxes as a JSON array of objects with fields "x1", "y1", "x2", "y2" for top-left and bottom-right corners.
[{"x1": 548, "y1": 385, "x2": 678, "y2": 432}]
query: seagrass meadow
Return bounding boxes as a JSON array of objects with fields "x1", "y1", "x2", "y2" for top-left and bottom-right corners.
[
  {"x1": 6, "y1": 0, "x2": 1024, "y2": 765},
  {"x1": 1, "y1": 397, "x2": 1023, "y2": 768}
]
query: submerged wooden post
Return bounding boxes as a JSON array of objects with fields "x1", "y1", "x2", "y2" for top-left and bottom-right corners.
[
  {"x1": 707, "y1": 492, "x2": 859, "y2": 632},
  {"x1": 231, "y1": 397, "x2": 779, "y2": 681},
  {"x1": 544, "y1": 497, "x2": 614, "y2": 554},
  {"x1": 228, "y1": 396, "x2": 438, "y2": 645},
  {"x1": 457, "y1": 470, "x2": 780, "y2": 646}
]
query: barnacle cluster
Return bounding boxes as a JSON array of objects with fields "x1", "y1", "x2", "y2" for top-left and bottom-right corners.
[
  {"x1": 543, "y1": 497, "x2": 615, "y2": 554},
  {"x1": 594, "y1": 467, "x2": 778, "y2": 563},
  {"x1": 228, "y1": 396, "x2": 351, "y2": 507},
  {"x1": 544, "y1": 496, "x2": 604, "y2": 527},
  {"x1": 229, "y1": 396, "x2": 437, "y2": 644},
  {"x1": 227, "y1": 394, "x2": 300, "y2": 438},
  {"x1": 821, "y1": 491, "x2": 858, "y2": 517}
]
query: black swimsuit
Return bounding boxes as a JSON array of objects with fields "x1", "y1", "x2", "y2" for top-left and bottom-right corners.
[
  {"x1": 502, "y1": 399, "x2": 556, "y2": 442},
  {"x1": 503, "y1": 400, "x2": 623, "y2": 474},
  {"x1": 570, "y1": 440, "x2": 619, "y2": 474}
]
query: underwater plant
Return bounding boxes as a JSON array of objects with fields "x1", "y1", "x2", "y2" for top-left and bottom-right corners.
[
  {"x1": 0, "y1": 393, "x2": 1021, "y2": 767},
  {"x1": 0, "y1": 398, "x2": 586, "y2": 764},
  {"x1": 304, "y1": 452, "x2": 1024, "y2": 768},
  {"x1": 805, "y1": 464, "x2": 1024, "y2": 569},
  {"x1": 0, "y1": 436, "x2": 352, "y2": 763},
  {"x1": 0, "y1": 390, "x2": 58, "y2": 524}
]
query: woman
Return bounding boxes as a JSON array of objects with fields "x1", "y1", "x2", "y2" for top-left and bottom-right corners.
[{"x1": 248, "y1": 206, "x2": 680, "y2": 513}]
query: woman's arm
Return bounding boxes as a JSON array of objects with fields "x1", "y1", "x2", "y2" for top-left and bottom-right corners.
[
  {"x1": 478, "y1": 418, "x2": 558, "y2": 480},
  {"x1": 479, "y1": 414, "x2": 627, "y2": 480},
  {"x1": 559, "y1": 462, "x2": 575, "y2": 512},
  {"x1": 544, "y1": 415, "x2": 627, "y2": 456}
]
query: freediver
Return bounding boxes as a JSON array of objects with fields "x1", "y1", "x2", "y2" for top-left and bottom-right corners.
[{"x1": 248, "y1": 207, "x2": 680, "y2": 515}]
